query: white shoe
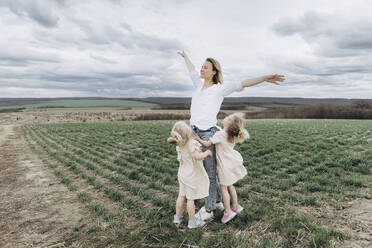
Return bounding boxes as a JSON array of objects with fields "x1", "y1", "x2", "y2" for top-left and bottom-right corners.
[
  {"x1": 173, "y1": 215, "x2": 183, "y2": 224},
  {"x1": 188, "y1": 219, "x2": 206, "y2": 229},
  {"x1": 232, "y1": 205, "x2": 244, "y2": 214},
  {"x1": 195, "y1": 206, "x2": 213, "y2": 221},
  {"x1": 221, "y1": 210, "x2": 237, "y2": 224},
  {"x1": 216, "y1": 202, "x2": 224, "y2": 211}
]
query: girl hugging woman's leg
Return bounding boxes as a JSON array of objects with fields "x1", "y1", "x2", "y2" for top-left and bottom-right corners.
[{"x1": 168, "y1": 121, "x2": 212, "y2": 228}]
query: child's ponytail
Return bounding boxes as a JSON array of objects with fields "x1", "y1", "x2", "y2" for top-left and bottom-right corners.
[
  {"x1": 167, "y1": 121, "x2": 190, "y2": 146},
  {"x1": 236, "y1": 128, "x2": 249, "y2": 143},
  {"x1": 226, "y1": 113, "x2": 249, "y2": 143},
  {"x1": 167, "y1": 130, "x2": 186, "y2": 146},
  {"x1": 167, "y1": 137, "x2": 178, "y2": 146}
]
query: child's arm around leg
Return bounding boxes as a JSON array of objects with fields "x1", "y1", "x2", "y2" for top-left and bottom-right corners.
[
  {"x1": 196, "y1": 136, "x2": 213, "y2": 147},
  {"x1": 192, "y1": 149, "x2": 212, "y2": 160}
]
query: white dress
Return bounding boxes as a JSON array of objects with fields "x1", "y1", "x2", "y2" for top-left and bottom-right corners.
[
  {"x1": 210, "y1": 131, "x2": 247, "y2": 186},
  {"x1": 176, "y1": 139, "x2": 210, "y2": 200}
]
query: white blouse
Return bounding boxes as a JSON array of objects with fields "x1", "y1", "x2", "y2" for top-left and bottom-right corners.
[{"x1": 189, "y1": 71, "x2": 244, "y2": 130}]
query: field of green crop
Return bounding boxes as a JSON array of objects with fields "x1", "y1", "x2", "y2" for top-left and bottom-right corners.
[
  {"x1": 0, "y1": 99, "x2": 157, "y2": 110},
  {"x1": 22, "y1": 119, "x2": 372, "y2": 247}
]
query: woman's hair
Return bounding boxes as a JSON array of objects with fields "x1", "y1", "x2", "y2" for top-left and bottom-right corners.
[
  {"x1": 206, "y1": 57, "x2": 223, "y2": 84},
  {"x1": 226, "y1": 113, "x2": 250, "y2": 143},
  {"x1": 167, "y1": 121, "x2": 191, "y2": 146}
]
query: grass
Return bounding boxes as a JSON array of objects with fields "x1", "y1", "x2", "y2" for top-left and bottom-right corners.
[
  {"x1": 0, "y1": 99, "x2": 157, "y2": 110},
  {"x1": 22, "y1": 119, "x2": 372, "y2": 247},
  {"x1": 0, "y1": 127, "x2": 3, "y2": 135}
]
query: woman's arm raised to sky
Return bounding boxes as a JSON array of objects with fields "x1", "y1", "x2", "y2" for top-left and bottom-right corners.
[
  {"x1": 177, "y1": 50, "x2": 195, "y2": 73},
  {"x1": 241, "y1": 74, "x2": 285, "y2": 88}
]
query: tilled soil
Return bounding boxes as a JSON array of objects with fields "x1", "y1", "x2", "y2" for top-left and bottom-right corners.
[
  {"x1": 0, "y1": 123, "x2": 371, "y2": 247},
  {"x1": 340, "y1": 197, "x2": 372, "y2": 248},
  {"x1": 0, "y1": 125, "x2": 88, "y2": 248}
]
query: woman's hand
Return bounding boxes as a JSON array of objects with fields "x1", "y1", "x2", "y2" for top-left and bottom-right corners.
[
  {"x1": 177, "y1": 50, "x2": 186, "y2": 58},
  {"x1": 265, "y1": 74, "x2": 285, "y2": 85},
  {"x1": 177, "y1": 50, "x2": 195, "y2": 72}
]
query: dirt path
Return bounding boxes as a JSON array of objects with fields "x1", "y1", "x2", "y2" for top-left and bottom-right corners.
[
  {"x1": 0, "y1": 125, "x2": 12, "y2": 145},
  {"x1": 0, "y1": 125, "x2": 88, "y2": 247},
  {"x1": 340, "y1": 197, "x2": 372, "y2": 248}
]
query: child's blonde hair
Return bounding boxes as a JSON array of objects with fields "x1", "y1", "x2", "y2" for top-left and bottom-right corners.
[
  {"x1": 167, "y1": 121, "x2": 191, "y2": 146},
  {"x1": 226, "y1": 113, "x2": 249, "y2": 143}
]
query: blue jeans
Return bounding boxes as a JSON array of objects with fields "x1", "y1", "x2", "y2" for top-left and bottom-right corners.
[{"x1": 191, "y1": 125, "x2": 222, "y2": 210}]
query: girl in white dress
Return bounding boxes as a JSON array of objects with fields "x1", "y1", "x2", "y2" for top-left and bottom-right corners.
[
  {"x1": 196, "y1": 113, "x2": 249, "y2": 224},
  {"x1": 167, "y1": 121, "x2": 213, "y2": 228}
]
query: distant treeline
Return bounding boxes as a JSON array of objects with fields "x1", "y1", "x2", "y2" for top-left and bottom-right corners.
[
  {"x1": 37, "y1": 106, "x2": 133, "y2": 110},
  {"x1": 153, "y1": 104, "x2": 249, "y2": 110},
  {"x1": 133, "y1": 112, "x2": 228, "y2": 121},
  {"x1": 0, "y1": 108, "x2": 25, "y2": 113},
  {"x1": 245, "y1": 101, "x2": 372, "y2": 119},
  {"x1": 152, "y1": 104, "x2": 189, "y2": 110},
  {"x1": 129, "y1": 101, "x2": 372, "y2": 120}
]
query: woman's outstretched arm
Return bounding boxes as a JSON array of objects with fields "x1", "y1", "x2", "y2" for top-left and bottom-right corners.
[
  {"x1": 177, "y1": 50, "x2": 195, "y2": 73},
  {"x1": 241, "y1": 74, "x2": 285, "y2": 88}
]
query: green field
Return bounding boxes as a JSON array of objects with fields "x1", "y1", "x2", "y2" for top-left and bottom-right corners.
[
  {"x1": 0, "y1": 127, "x2": 3, "y2": 135},
  {"x1": 22, "y1": 119, "x2": 372, "y2": 247},
  {"x1": 0, "y1": 99, "x2": 157, "y2": 110}
]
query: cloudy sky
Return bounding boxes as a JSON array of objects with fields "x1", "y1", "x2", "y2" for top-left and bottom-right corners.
[{"x1": 0, "y1": 0, "x2": 371, "y2": 98}]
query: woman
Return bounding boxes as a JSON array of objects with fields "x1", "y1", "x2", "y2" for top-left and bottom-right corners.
[{"x1": 178, "y1": 50, "x2": 285, "y2": 221}]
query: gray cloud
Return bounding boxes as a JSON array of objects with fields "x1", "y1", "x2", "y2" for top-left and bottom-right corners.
[
  {"x1": 272, "y1": 12, "x2": 325, "y2": 38},
  {"x1": 0, "y1": 0, "x2": 60, "y2": 28},
  {"x1": 338, "y1": 24, "x2": 372, "y2": 50},
  {"x1": 90, "y1": 54, "x2": 117, "y2": 64},
  {"x1": 269, "y1": 10, "x2": 372, "y2": 97},
  {"x1": 272, "y1": 11, "x2": 372, "y2": 57},
  {"x1": 0, "y1": 65, "x2": 192, "y2": 96},
  {"x1": 289, "y1": 61, "x2": 372, "y2": 77},
  {"x1": 72, "y1": 18, "x2": 183, "y2": 52},
  {"x1": 0, "y1": 1, "x2": 371, "y2": 98},
  {"x1": 109, "y1": 0, "x2": 123, "y2": 5},
  {"x1": 0, "y1": 50, "x2": 61, "y2": 66}
]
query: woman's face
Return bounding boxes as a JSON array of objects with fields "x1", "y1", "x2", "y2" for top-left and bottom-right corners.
[{"x1": 200, "y1": 61, "x2": 216, "y2": 80}]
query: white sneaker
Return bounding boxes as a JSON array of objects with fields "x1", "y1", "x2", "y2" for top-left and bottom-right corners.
[
  {"x1": 216, "y1": 202, "x2": 224, "y2": 211},
  {"x1": 221, "y1": 210, "x2": 237, "y2": 224},
  {"x1": 232, "y1": 204, "x2": 244, "y2": 214},
  {"x1": 173, "y1": 215, "x2": 183, "y2": 224},
  {"x1": 188, "y1": 219, "x2": 206, "y2": 229},
  {"x1": 195, "y1": 206, "x2": 213, "y2": 221}
]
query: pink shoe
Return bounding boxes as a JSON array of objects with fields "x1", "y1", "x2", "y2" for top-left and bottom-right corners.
[
  {"x1": 221, "y1": 210, "x2": 236, "y2": 224},
  {"x1": 231, "y1": 205, "x2": 244, "y2": 214}
]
